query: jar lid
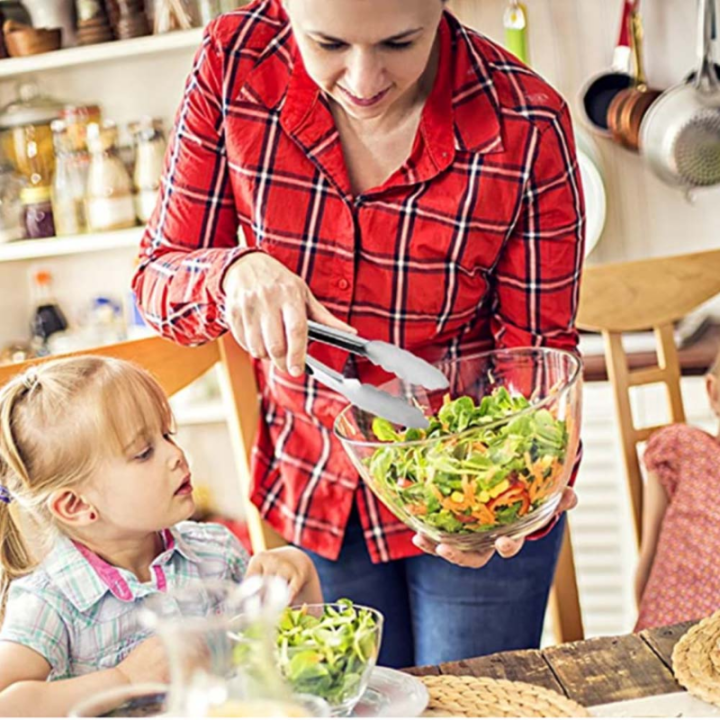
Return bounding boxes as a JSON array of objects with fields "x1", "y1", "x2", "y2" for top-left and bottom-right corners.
[
  {"x1": 20, "y1": 186, "x2": 51, "y2": 203},
  {"x1": 60, "y1": 104, "x2": 102, "y2": 121},
  {"x1": 0, "y1": 82, "x2": 64, "y2": 130}
]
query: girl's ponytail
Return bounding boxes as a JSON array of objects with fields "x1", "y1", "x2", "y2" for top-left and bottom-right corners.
[{"x1": 0, "y1": 378, "x2": 37, "y2": 614}]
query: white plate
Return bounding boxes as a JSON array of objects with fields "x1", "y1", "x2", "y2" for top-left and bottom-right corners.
[
  {"x1": 352, "y1": 667, "x2": 429, "y2": 717},
  {"x1": 590, "y1": 691, "x2": 720, "y2": 717}
]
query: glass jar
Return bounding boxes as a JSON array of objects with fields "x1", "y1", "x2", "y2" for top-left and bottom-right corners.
[
  {"x1": 0, "y1": 82, "x2": 64, "y2": 186},
  {"x1": 85, "y1": 120, "x2": 136, "y2": 232},
  {"x1": 0, "y1": 163, "x2": 25, "y2": 243},
  {"x1": 140, "y1": 577, "x2": 325, "y2": 717},
  {"x1": 153, "y1": 0, "x2": 197, "y2": 33},
  {"x1": 51, "y1": 119, "x2": 88, "y2": 236},
  {"x1": 129, "y1": 117, "x2": 166, "y2": 223},
  {"x1": 21, "y1": 185, "x2": 56, "y2": 239}
]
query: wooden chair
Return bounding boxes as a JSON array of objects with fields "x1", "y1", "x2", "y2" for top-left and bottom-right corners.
[
  {"x1": 576, "y1": 248, "x2": 720, "y2": 545},
  {"x1": 0, "y1": 332, "x2": 588, "y2": 644},
  {"x1": 0, "y1": 334, "x2": 286, "y2": 553}
]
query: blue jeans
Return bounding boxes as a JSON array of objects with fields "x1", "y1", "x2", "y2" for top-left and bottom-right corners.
[{"x1": 303, "y1": 507, "x2": 566, "y2": 668}]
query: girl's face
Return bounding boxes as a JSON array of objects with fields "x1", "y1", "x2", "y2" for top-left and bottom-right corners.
[
  {"x1": 83, "y1": 428, "x2": 195, "y2": 537},
  {"x1": 285, "y1": 0, "x2": 444, "y2": 120}
]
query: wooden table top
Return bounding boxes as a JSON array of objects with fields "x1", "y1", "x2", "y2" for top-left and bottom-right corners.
[{"x1": 406, "y1": 621, "x2": 698, "y2": 708}]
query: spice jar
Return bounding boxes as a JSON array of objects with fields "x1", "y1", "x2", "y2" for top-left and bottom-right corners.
[
  {"x1": 21, "y1": 185, "x2": 56, "y2": 239},
  {"x1": 85, "y1": 120, "x2": 136, "y2": 232},
  {"x1": 130, "y1": 117, "x2": 166, "y2": 223}
]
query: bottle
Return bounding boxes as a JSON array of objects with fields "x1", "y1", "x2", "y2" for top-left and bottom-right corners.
[
  {"x1": 51, "y1": 119, "x2": 88, "y2": 236},
  {"x1": 30, "y1": 269, "x2": 69, "y2": 355},
  {"x1": 0, "y1": 162, "x2": 25, "y2": 243},
  {"x1": 21, "y1": 186, "x2": 56, "y2": 239},
  {"x1": 130, "y1": 117, "x2": 166, "y2": 223},
  {"x1": 85, "y1": 121, "x2": 136, "y2": 232}
]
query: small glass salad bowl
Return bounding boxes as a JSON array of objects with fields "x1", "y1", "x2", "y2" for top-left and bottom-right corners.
[
  {"x1": 334, "y1": 347, "x2": 582, "y2": 551},
  {"x1": 276, "y1": 601, "x2": 383, "y2": 717}
]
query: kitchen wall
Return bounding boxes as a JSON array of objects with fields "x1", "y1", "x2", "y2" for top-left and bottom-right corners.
[{"x1": 449, "y1": 0, "x2": 720, "y2": 267}]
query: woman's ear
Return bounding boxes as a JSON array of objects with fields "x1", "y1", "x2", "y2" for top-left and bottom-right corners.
[{"x1": 48, "y1": 489, "x2": 98, "y2": 527}]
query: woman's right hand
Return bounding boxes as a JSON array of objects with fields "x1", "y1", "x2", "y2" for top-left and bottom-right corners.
[
  {"x1": 115, "y1": 637, "x2": 170, "y2": 686},
  {"x1": 222, "y1": 253, "x2": 356, "y2": 376}
]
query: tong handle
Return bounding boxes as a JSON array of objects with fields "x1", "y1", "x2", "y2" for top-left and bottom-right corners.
[{"x1": 307, "y1": 320, "x2": 368, "y2": 354}]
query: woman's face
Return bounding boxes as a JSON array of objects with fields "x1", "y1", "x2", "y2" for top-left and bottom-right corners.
[{"x1": 285, "y1": 0, "x2": 444, "y2": 120}]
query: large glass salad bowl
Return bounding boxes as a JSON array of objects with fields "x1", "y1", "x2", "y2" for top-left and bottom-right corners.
[{"x1": 334, "y1": 348, "x2": 582, "y2": 551}]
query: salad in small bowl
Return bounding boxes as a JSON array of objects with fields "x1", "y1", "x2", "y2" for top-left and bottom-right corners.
[
  {"x1": 334, "y1": 348, "x2": 582, "y2": 551},
  {"x1": 276, "y1": 600, "x2": 383, "y2": 717}
]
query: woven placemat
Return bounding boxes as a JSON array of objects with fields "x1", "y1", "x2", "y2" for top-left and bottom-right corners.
[
  {"x1": 673, "y1": 610, "x2": 720, "y2": 706},
  {"x1": 419, "y1": 675, "x2": 590, "y2": 717}
]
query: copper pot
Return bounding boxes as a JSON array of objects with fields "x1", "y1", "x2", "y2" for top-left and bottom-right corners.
[{"x1": 607, "y1": 7, "x2": 661, "y2": 151}]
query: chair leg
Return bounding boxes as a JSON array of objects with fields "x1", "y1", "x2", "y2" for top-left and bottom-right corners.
[{"x1": 549, "y1": 522, "x2": 584, "y2": 643}]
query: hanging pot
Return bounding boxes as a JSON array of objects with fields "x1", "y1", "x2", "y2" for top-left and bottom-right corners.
[
  {"x1": 640, "y1": 0, "x2": 720, "y2": 191},
  {"x1": 580, "y1": 0, "x2": 636, "y2": 136},
  {"x1": 607, "y1": 4, "x2": 662, "y2": 151}
]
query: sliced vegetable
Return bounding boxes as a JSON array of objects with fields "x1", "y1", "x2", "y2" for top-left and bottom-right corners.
[{"x1": 367, "y1": 389, "x2": 569, "y2": 535}]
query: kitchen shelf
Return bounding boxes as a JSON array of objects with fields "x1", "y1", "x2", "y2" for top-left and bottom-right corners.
[
  {"x1": 0, "y1": 227, "x2": 143, "y2": 263},
  {"x1": 0, "y1": 28, "x2": 204, "y2": 80}
]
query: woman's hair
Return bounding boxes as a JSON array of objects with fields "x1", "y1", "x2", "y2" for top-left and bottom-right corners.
[{"x1": 0, "y1": 356, "x2": 172, "y2": 602}]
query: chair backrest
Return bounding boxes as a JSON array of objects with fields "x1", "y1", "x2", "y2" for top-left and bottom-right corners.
[
  {"x1": 0, "y1": 334, "x2": 285, "y2": 553},
  {"x1": 576, "y1": 248, "x2": 720, "y2": 545}
]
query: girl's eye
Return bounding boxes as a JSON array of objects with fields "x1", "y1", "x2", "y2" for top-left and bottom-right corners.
[
  {"x1": 134, "y1": 445, "x2": 154, "y2": 462},
  {"x1": 163, "y1": 430, "x2": 176, "y2": 441}
]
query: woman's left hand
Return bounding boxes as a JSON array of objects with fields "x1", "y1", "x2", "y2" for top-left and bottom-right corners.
[{"x1": 412, "y1": 487, "x2": 578, "y2": 569}]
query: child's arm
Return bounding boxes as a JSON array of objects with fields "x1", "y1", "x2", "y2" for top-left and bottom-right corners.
[
  {"x1": 635, "y1": 470, "x2": 669, "y2": 607},
  {"x1": 246, "y1": 547, "x2": 323, "y2": 605},
  {"x1": 0, "y1": 636, "x2": 169, "y2": 717}
]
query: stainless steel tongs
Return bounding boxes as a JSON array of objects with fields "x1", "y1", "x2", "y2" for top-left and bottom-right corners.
[{"x1": 305, "y1": 321, "x2": 449, "y2": 429}]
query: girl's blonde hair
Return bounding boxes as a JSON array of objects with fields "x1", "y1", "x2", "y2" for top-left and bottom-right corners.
[{"x1": 0, "y1": 356, "x2": 172, "y2": 604}]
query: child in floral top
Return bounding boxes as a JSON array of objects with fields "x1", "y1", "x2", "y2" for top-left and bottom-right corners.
[
  {"x1": 635, "y1": 352, "x2": 720, "y2": 630},
  {"x1": 0, "y1": 356, "x2": 321, "y2": 716}
]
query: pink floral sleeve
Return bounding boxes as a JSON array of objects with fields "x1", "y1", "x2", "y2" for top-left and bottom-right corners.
[{"x1": 644, "y1": 425, "x2": 683, "y2": 497}]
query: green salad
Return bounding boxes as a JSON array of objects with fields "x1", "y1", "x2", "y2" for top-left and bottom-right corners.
[
  {"x1": 276, "y1": 600, "x2": 380, "y2": 707},
  {"x1": 368, "y1": 388, "x2": 569, "y2": 534}
]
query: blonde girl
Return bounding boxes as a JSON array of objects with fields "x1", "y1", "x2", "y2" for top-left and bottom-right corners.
[{"x1": 0, "y1": 356, "x2": 321, "y2": 717}]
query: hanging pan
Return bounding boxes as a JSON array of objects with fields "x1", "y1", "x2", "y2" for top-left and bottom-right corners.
[
  {"x1": 580, "y1": 0, "x2": 636, "y2": 135},
  {"x1": 607, "y1": 3, "x2": 662, "y2": 151},
  {"x1": 640, "y1": 0, "x2": 720, "y2": 192}
]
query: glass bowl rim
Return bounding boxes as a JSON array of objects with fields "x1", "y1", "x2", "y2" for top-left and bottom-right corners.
[
  {"x1": 333, "y1": 347, "x2": 582, "y2": 450},
  {"x1": 285, "y1": 602, "x2": 384, "y2": 630}
]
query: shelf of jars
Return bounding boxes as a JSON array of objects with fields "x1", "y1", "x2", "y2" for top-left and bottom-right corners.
[
  {"x1": 0, "y1": 27, "x2": 204, "y2": 80},
  {"x1": 0, "y1": 226, "x2": 143, "y2": 263}
]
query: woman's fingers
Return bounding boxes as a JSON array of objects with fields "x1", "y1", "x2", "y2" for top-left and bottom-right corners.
[
  {"x1": 282, "y1": 303, "x2": 308, "y2": 377},
  {"x1": 435, "y1": 543, "x2": 495, "y2": 568},
  {"x1": 412, "y1": 534, "x2": 439, "y2": 556},
  {"x1": 495, "y1": 536, "x2": 524, "y2": 558},
  {"x1": 306, "y1": 292, "x2": 357, "y2": 334}
]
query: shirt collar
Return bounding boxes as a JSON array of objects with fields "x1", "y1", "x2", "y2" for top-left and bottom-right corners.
[{"x1": 45, "y1": 529, "x2": 200, "y2": 612}]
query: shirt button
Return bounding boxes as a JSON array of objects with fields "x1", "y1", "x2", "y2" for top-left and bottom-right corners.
[{"x1": 338, "y1": 278, "x2": 350, "y2": 290}]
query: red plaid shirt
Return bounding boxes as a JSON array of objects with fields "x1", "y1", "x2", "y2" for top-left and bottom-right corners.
[{"x1": 133, "y1": 0, "x2": 585, "y2": 563}]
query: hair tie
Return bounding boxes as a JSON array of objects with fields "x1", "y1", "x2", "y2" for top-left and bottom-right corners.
[
  {"x1": 0, "y1": 486, "x2": 12, "y2": 504},
  {"x1": 22, "y1": 369, "x2": 39, "y2": 392}
]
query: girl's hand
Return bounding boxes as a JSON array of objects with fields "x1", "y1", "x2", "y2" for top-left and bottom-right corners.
[
  {"x1": 412, "y1": 487, "x2": 578, "y2": 569},
  {"x1": 245, "y1": 547, "x2": 323, "y2": 605},
  {"x1": 115, "y1": 636, "x2": 170, "y2": 685},
  {"x1": 223, "y1": 253, "x2": 356, "y2": 377}
]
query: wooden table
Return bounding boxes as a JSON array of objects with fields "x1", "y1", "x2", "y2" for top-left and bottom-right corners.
[{"x1": 406, "y1": 621, "x2": 698, "y2": 709}]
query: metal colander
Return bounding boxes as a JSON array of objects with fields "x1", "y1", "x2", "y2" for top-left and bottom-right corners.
[{"x1": 674, "y1": 108, "x2": 720, "y2": 185}]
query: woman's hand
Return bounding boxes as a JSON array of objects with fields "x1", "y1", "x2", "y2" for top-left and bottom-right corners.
[
  {"x1": 245, "y1": 547, "x2": 323, "y2": 605},
  {"x1": 223, "y1": 253, "x2": 356, "y2": 376},
  {"x1": 412, "y1": 487, "x2": 578, "y2": 569},
  {"x1": 115, "y1": 637, "x2": 170, "y2": 685}
]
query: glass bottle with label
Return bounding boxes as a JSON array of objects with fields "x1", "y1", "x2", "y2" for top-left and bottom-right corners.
[
  {"x1": 85, "y1": 121, "x2": 136, "y2": 232},
  {"x1": 51, "y1": 119, "x2": 88, "y2": 236},
  {"x1": 130, "y1": 117, "x2": 166, "y2": 223},
  {"x1": 30, "y1": 269, "x2": 69, "y2": 356},
  {"x1": 0, "y1": 162, "x2": 25, "y2": 243}
]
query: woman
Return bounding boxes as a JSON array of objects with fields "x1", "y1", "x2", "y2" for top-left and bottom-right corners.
[{"x1": 133, "y1": 0, "x2": 584, "y2": 667}]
